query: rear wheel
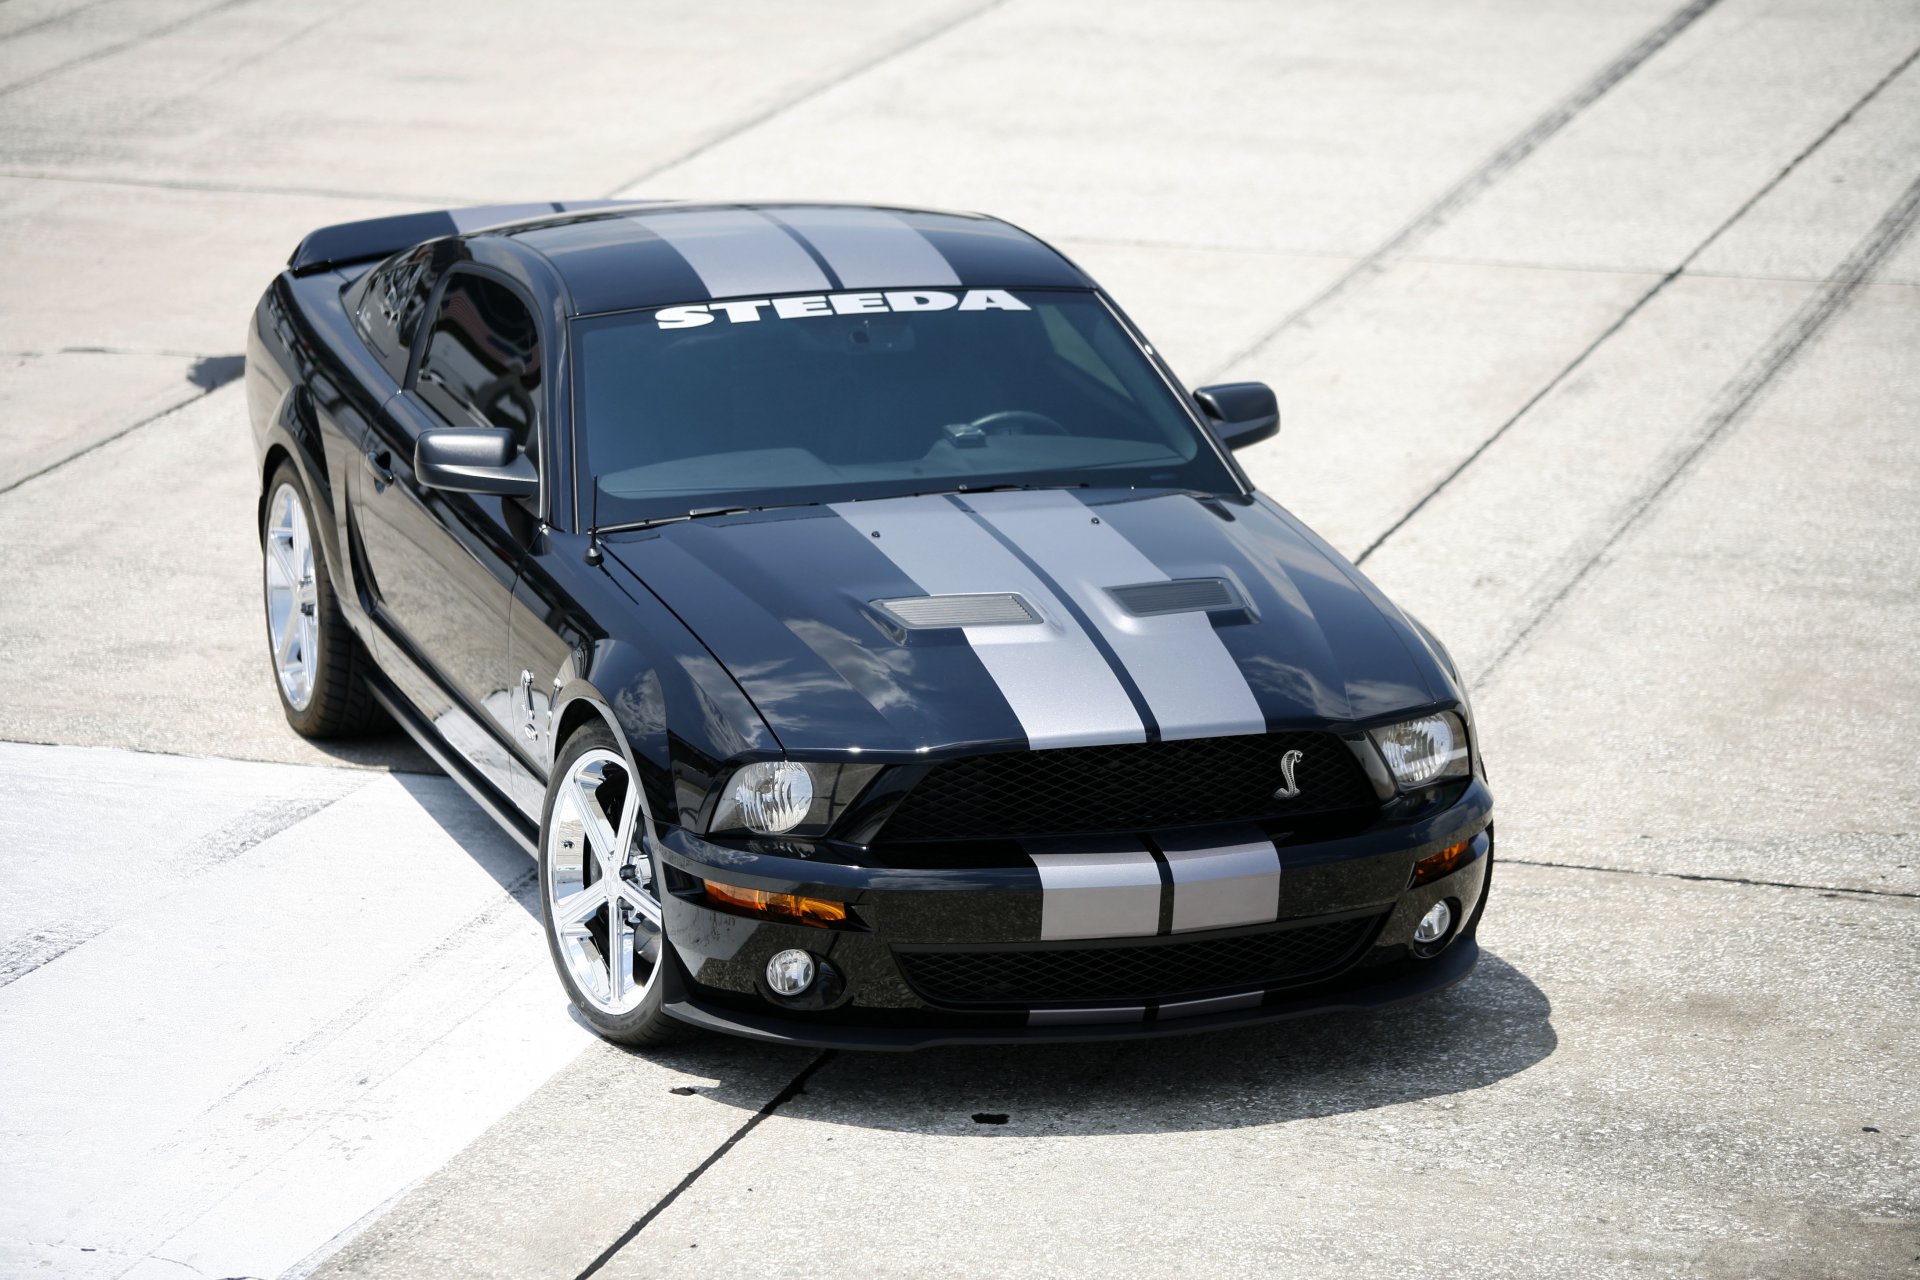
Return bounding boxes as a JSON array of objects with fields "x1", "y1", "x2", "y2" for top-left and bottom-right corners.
[
  {"x1": 539, "y1": 722, "x2": 684, "y2": 1045},
  {"x1": 260, "y1": 462, "x2": 380, "y2": 737}
]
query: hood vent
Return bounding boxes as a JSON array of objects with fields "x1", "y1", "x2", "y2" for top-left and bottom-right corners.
[
  {"x1": 873, "y1": 593, "x2": 1041, "y2": 630},
  {"x1": 1108, "y1": 578, "x2": 1242, "y2": 617}
]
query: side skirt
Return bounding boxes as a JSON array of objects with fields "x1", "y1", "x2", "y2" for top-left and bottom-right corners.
[{"x1": 368, "y1": 675, "x2": 540, "y2": 856}]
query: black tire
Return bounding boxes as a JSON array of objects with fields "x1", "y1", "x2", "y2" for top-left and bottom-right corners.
[
  {"x1": 260, "y1": 461, "x2": 382, "y2": 738},
  {"x1": 539, "y1": 721, "x2": 688, "y2": 1047}
]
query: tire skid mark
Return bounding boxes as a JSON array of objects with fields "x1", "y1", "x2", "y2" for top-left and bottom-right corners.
[
  {"x1": 575, "y1": 1051, "x2": 837, "y2": 1279},
  {"x1": 603, "y1": 0, "x2": 1009, "y2": 196},
  {"x1": 0, "y1": 0, "x2": 262, "y2": 99},
  {"x1": 1476, "y1": 169, "x2": 1920, "y2": 686},
  {"x1": 1505, "y1": 857, "x2": 1920, "y2": 900},
  {"x1": 1207, "y1": 0, "x2": 1728, "y2": 379},
  {"x1": 0, "y1": 790, "x2": 354, "y2": 987},
  {"x1": 0, "y1": 0, "x2": 124, "y2": 46},
  {"x1": 1354, "y1": 43, "x2": 1920, "y2": 568}
]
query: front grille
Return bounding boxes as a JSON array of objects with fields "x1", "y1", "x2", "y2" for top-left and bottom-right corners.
[
  {"x1": 896, "y1": 914, "x2": 1379, "y2": 1007},
  {"x1": 877, "y1": 732, "x2": 1376, "y2": 841}
]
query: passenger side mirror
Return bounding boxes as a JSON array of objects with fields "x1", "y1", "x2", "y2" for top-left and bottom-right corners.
[
  {"x1": 1194, "y1": 382, "x2": 1280, "y2": 450},
  {"x1": 415, "y1": 428, "x2": 537, "y2": 500}
]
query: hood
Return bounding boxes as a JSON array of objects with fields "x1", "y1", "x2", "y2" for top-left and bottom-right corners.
[{"x1": 607, "y1": 489, "x2": 1449, "y2": 756}]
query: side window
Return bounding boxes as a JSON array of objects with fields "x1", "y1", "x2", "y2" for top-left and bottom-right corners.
[
  {"x1": 354, "y1": 244, "x2": 440, "y2": 382},
  {"x1": 412, "y1": 272, "x2": 542, "y2": 459}
]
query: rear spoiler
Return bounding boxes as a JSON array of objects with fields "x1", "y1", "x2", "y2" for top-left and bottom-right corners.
[{"x1": 287, "y1": 200, "x2": 637, "y2": 274}]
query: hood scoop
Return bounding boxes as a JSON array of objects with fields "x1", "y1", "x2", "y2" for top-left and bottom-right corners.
[
  {"x1": 1107, "y1": 577, "x2": 1242, "y2": 617},
  {"x1": 872, "y1": 592, "x2": 1042, "y2": 630}
]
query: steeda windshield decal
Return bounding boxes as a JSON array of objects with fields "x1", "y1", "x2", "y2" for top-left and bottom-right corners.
[{"x1": 655, "y1": 288, "x2": 1030, "y2": 329}]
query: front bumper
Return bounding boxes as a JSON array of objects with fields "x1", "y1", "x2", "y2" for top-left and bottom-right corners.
[{"x1": 651, "y1": 779, "x2": 1494, "y2": 1050}]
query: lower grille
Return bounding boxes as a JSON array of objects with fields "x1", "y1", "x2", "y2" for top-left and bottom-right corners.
[{"x1": 895, "y1": 914, "x2": 1380, "y2": 1007}]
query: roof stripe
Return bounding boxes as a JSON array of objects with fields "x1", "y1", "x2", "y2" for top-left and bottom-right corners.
[
  {"x1": 631, "y1": 208, "x2": 830, "y2": 299},
  {"x1": 772, "y1": 206, "x2": 962, "y2": 289}
]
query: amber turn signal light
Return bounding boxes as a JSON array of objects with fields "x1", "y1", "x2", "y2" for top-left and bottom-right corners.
[
  {"x1": 703, "y1": 879, "x2": 849, "y2": 928},
  {"x1": 1411, "y1": 840, "x2": 1472, "y2": 886}
]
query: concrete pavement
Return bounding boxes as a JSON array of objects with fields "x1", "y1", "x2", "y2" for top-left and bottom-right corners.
[{"x1": 1, "y1": 1, "x2": 1915, "y2": 1276}]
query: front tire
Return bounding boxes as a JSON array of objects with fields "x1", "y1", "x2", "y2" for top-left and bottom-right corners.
[
  {"x1": 539, "y1": 722, "x2": 683, "y2": 1045},
  {"x1": 260, "y1": 462, "x2": 380, "y2": 737}
]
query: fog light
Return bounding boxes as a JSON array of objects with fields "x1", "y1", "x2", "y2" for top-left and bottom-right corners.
[
  {"x1": 766, "y1": 949, "x2": 816, "y2": 997},
  {"x1": 1414, "y1": 901, "x2": 1453, "y2": 945}
]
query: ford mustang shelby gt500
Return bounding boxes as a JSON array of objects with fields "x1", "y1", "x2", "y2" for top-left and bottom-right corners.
[{"x1": 247, "y1": 200, "x2": 1492, "y2": 1049}]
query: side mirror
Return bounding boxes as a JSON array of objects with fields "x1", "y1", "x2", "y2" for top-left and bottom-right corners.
[
  {"x1": 415, "y1": 428, "x2": 537, "y2": 499},
  {"x1": 1194, "y1": 382, "x2": 1279, "y2": 450}
]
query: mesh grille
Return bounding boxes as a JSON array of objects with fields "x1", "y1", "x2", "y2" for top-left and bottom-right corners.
[
  {"x1": 878, "y1": 732, "x2": 1376, "y2": 842},
  {"x1": 896, "y1": 915, "x2": 1377, "y2": 1006},
  {"x1": 1107, "y1": 578, "x2": 1240, "y2": 616}
]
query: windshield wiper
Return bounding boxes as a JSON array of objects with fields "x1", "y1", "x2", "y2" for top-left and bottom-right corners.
[
  {"x1": 886, "y1": 481, "x2": 1092, "y2": 500},
  {"x1": 593, "y1": 500, "x2": 825, "y2": 537}
]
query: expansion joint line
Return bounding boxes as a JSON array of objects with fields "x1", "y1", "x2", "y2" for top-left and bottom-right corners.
[
  {"x1": 1352, "y1": 41, "x2": 1920, "y2": 570},
  {"x1": 0, "y1": 367, "x2": 243, "y2": 500},
  {"x1": 1206, "y1": 0, "x2": 1727, "y2": 380},
  {"x1": 1472, "y1": 167, "x2": 1920, "y2": 687},
  {"x1": 575, "y1": 1050, "x2": 837, "y2": 1278}
]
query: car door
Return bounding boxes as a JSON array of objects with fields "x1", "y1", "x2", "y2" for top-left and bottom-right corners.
[{"x1": 355, "y1": 266, "x2": 543, "y2": 791}]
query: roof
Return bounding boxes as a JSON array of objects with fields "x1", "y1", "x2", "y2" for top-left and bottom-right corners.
[{"x1": 506, "y1": 203, "x2": 1093, "y2": 315}]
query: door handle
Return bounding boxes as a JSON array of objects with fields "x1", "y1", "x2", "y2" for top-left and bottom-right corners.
[{"x1": 366, "y1": 447, "x2": 394, "y2": 489}]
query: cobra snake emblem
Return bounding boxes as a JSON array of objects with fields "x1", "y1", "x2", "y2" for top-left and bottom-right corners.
[{"x1": 1273, "y1": 748, "x2": 1304, "y2": 800}]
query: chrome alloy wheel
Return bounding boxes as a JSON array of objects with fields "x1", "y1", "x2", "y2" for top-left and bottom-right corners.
[
  {"x1": 547, "y1": 749, "x2": 663, "y2": 1015},
  {"x1": 263, "y1": 482, "x2": 319, "y2": 712}
]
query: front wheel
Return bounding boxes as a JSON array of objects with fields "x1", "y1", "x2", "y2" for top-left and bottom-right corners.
[{"x1": 539, "y1": 722, "x2": 684, "y2": 1045}]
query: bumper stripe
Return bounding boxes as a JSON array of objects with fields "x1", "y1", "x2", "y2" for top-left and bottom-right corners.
[
  {"x1": 1028, "y1": 841, "x2": 1162, "y2": 941},
  {"x1": 1158, "y1": 991, "x2": 1263, "y2": 1020},
  {"x1": 1027, "y1": 1005, "x2": 1147, "y2": 1027},
  {"x1": 1157, "y1": 827, "x2": 1282, "y2": 933},
  {"x1": 962, "y1": 490, "x2": 1268, "y2": 741}
]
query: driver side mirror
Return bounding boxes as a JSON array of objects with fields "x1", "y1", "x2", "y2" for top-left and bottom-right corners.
[
  {"x1": 1194, "y1": 382, "x2": 1280, "y2": 450},
  {"x1": 415, "y1": 428, "x2": 537, "y2": 500}
]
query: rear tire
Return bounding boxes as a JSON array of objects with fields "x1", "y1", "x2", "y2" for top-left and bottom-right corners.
[
  {"x1": 539, "y1": 721, "x2": 687, "y2": 1046},
  {"x1": 261, "y1": 462, "x2": 381, "y2": 738}
]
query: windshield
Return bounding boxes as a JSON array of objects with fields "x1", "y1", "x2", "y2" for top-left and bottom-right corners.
[{"x1": 572, "y1": 288, "x2": 1239, "y2": 525}]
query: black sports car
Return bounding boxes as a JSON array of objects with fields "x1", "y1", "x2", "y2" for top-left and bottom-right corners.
[{"x1": 246, "y1": 200, "x2": 1492, "y2": 1049}]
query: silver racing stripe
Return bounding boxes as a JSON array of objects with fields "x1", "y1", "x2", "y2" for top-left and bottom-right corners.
[
  {"x1": 832, "y1": 497, "x2": 1144, "y2": 749},
  {"x1": 1026, "y1": 840, "x2": 1162, "y2": 941},
  {"x1": 1158, "y1": 991, "x2": 1263, "y2": 1020},
  {"x1": 1028, "y1": 1005, "x2": 1146, "y2": 1027},
  {"x1": 1157, "y1": 827, "x2": 1282, "y2": 933},
  {"x1": 771, "y1": 206, "x2": 961, "y2": 288},
  {"x1": 631, "y1": 208, "x2": 831, "y2": 299},
  {"x1": 962, "y1": 490, "x2": 1267, "y2": 740}
]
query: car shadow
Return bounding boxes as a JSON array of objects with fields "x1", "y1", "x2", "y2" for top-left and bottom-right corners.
[{"x1": 636, "y1": 952, "x2": 1555, "y2": 1135}]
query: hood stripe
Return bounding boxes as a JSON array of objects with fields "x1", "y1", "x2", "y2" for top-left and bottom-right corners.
[
  {"x1": 830, "y1": 497, "x2": 1145, "y2": 749},
  {"x1": 952, "y1": 497, "x2": 1161, "y2": 740},
  {"x1": 630, "y1": 208, "x2": 831, "y2": 298},
  {"x1": 771, "y1": 206, "x2": 962, "y2": 289},
  {"x1": 961, "y1": 490, "x2": 1269, "y2": 741}
]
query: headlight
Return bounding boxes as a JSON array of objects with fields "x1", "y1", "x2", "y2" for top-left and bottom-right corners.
[
  {"x1": 710, "y1": 761, "x2": 882, "y2": 837},
  {"x1": 1370, "y1": 711, "x2": 1470, "y2": 791}
]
